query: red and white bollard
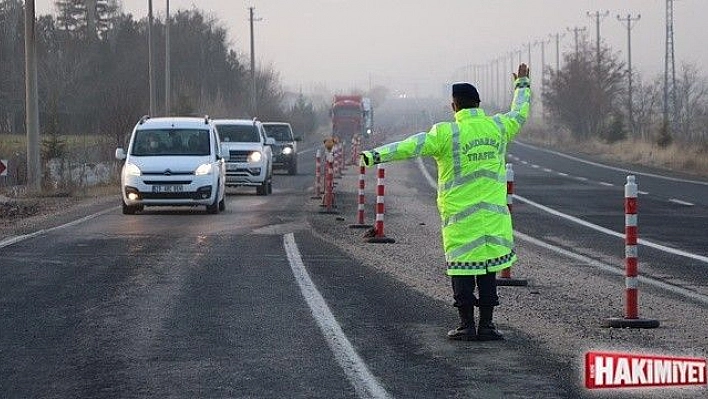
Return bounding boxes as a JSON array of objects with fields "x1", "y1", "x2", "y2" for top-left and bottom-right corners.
[
  {"x1": 497, "y1": 163, "x2": 527, "y2": 286},
  {"x1": 349, "y1": 160, "x2": 372, "y2": 229},
  {"x1": 311, "y1": 149, "x2": 323, "y2": 199},
  {"x1": 366, "y1": 164, "x2": 395, "y2": 243},
  {"x1": 333, "y1": 144, "x2": 342, "y2": 178},
  {"x1": 319, "y1": 152, "x2": 337, "y2": 214},
  {"x1": 602, "y1": 175, "x2": 659, "y2": 329}
]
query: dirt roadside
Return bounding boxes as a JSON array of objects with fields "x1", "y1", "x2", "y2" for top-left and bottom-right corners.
[{"x1": 0, "y1": 187, "x2": 119, "y2": 242}]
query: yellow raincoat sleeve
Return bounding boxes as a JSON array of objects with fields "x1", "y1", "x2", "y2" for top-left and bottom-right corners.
[
  {"x1": 360, "y1": 125, "x2": 444, "y2": 167},
  {"x1": 494, "y1": 76, "x2": 531, "y2": 142}
]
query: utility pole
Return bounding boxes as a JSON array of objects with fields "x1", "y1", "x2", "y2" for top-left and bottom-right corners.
[
  {"x1": 147, "y1": 0, "x2": 156, "y2": 116},
  {"x1": 535, "y1": 38, "x2": 551, "y2": 119},
  {"x1": 165, "y1": 0, "x2": 170, "y2": 115},
  {"x1": 567, "y1": 26, "x2": 587, "y2": 58},
  {"x1": 495, "y1": 56, "x2": 501, "y2": 107},
  {"x1": 249, "y1": 7, "x2": 262, "y2": 117},
  {"x1": 24, "y1": 0, "x2": 41, "y2": 190},
  {"x1": 527, "y1": 42, "x2": 532, "y2": 70},
  {"x1": 663, "y1": 0, "x2": 677, "y2": 136},
  {"x1": 550, "y1": 32, "x2": 565, "y2": 73},
  {"x1": 587, "y1": 10, "x2": 610, "y2": 70},
  {"x1": 618, "y1": 13, "x2": 641, "y2": 133}
]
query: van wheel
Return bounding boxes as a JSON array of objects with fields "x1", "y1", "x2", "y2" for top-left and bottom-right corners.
[
  {"x1": 218, "y1": 197, "x2": 225, "y2": 211},
  {"x1": 122, "y1": 200, "x2": 138, "y2": 215},
  {"x1": 288, "y1": 161, "x2": 297, "y2": 175},
  {"x1": 206, "y1": 191, "x2": 220, "y2": 214}
]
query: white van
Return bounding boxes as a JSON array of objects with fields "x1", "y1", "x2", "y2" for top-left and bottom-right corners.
[{"x1": 115, "y1": 116, "x2": 227, "y2": 214}]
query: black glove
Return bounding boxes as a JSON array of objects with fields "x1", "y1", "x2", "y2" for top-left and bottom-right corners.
[{"x1": 360, "y1": 152, "x2": 371, "y2": 166}]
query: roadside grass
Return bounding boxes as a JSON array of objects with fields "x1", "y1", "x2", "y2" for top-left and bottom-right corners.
[{"x1": 522, "y1": 125, "x2": 708, "y2": 178}]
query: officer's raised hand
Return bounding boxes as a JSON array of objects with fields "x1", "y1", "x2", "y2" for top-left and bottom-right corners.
[{"x1": 513, "y1": 63, "x2": 529, "y2": 80}]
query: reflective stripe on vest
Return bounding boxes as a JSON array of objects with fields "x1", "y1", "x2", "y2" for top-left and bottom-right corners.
[
  {"x1": 446, "y1": 235, "x2": 514, "y2": 260},
  {"x1": 442, "y1": 201, "x2": 509, "y2": 227}
]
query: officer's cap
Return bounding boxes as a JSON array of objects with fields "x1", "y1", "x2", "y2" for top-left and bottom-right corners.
[{"x1": 452, "y1": 82, "x2": 480, "y2": 103}]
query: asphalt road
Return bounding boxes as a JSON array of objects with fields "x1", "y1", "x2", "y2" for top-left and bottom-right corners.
[
  {"x1": 508, "y1": 141, "x2": 708, "y2": 294},
  {"x1": 1, "y1": 139, "x2": 706, "y2": 398}
]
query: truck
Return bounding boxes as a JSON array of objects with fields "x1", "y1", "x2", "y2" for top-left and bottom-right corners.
[{"x1": 331, "y1": 95, "x2": 373, "y2": 144}]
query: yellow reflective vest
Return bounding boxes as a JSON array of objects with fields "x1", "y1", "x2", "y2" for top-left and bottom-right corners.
[{"x1": 361, "y1": 77, "x2": 530, "y2": 276}]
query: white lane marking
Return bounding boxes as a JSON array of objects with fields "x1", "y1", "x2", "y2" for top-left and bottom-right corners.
[
  {"x1": 514, "y1": 194, "x2": 708, "y2": 264},
  {"x1": 415, "y1": 158, "x2": 708, "y2": 265},
  {"x1": 575, "y1": 176, "x2": 588, "y2": 181},
  {"x1": 0, "y1": 206, "x2": 117, "y2": 249},
  {"x1": 283, "y1": 233, "x2": 392, "y2": 399},
  {"x1": 638, "y1": 190, "x2": 649, "y2": 195},
  {"x1": 542, "y1": 168, "x2": 553, "y2": 173},
  {"x1": 669, "y1": 198, "x2": 695, "y2": 206},
  {"x1": 599, "y1": 182, "x2": 614, "y2": 187},
  {"x1": 514, "y1": 141, "x2": 708, "y2": 186},
  {"x1": 557, "y1": 172, "x2": 569, "y2": 177},
  {"x1": 514, "y1": 231, "x2": 708, "y2": 306}
]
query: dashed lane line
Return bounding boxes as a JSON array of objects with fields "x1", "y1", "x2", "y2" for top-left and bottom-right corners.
[
  {"x1": 283, "y1": 233, "x2": 392, "y2": 399},
  {"x1": 514, "y1": 141, "x2": 708, "y2": 186}
]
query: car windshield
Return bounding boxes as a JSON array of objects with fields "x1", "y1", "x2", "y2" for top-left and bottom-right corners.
[
  {"x1": 217, "y1": 124, "x2": 260, "y2": 143},
  {"x1": 263, "y1": 125, "x2": 293, "y2": 141},
  {"x1": 131, "y1": 128, "x2": 210, "y2": 156}
]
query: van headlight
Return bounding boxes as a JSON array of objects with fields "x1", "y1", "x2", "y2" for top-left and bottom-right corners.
[
  {"x1": 124, "y1": 163, "x2": 141, "y2": 176},
  {"x1": 248, "y1": 151, "x2": 262, "y2": 163},
  {"x1": 282, "y1": 146, "x2": 293, "y2": 155},
  {"x1": 195, "y1": 163, "x2": 213, "y2": 175}
]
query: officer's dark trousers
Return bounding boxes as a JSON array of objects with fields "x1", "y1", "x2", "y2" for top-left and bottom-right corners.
[{"x1": 451, "y1": 272, "x2": 499, "y2": 308}]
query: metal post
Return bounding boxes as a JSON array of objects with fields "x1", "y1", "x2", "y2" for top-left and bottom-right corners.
[
  {"x1": 147, "y1": 0, "x2": 156, "y2": 116},
  {"x1": 618, "y1": 13, "x2": 641, "y2": 133},
  {"x1": 249, "y1": 7, "x2": 261, "y2": 117},
  {"x1": 164, "y1": 0, "x2": 171, "y2": 115},
  {"x1": 24, "y1": 0, "x2": 41, "y2": 190}
]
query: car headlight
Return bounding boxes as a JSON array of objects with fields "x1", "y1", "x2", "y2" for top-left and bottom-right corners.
[
  {"x1": 282, "y1": 146, "x2": 293, "y2": 155},
  {"x1": 124, "y1": 163, "x2": 141, "y2": 176},
  {"x1": 248, "y1": 151, "x2": 262, "y2": 163},
  {"x1": 195, "y1": 163, "x2": 213, "y2": 175}
]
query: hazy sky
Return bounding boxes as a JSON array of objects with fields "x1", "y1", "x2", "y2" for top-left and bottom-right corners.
[{"x1": 36, "y1": 0, "x2": 708, "y2": 98}]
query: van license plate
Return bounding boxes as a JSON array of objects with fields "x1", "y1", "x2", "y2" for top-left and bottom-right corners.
[{"x1": 152, "y1": 185, "x2": 183, "y2": 193}]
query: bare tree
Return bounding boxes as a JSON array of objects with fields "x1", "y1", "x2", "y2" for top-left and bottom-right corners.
[
  {"x1": 543, "y1": 37, "x2": 625, "y2": 141},
  {"x1": 674, "y1": 63, "x2": 708, "y2": 143}
]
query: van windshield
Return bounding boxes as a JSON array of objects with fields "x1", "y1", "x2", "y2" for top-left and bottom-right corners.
[
  {"x1": 263, "y1": 125, "x2": 293, "y2": 141},
  {"x1": 131, "y1": 129, "x2": 210, "y2": 156}
]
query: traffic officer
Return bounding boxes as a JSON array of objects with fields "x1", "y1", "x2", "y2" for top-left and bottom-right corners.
[{"x1": 360, "y1": 64, "x2": 530, "y2": 341}]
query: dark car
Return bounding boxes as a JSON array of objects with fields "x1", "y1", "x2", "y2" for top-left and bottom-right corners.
[{"x1": 262, "y1": 122, "x2": 298, "y2": 175}]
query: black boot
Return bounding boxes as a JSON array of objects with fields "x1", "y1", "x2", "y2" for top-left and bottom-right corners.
[
  {"x1": 447, "y1": 306, "x2": 476, "y2": 341},
  {"x1": 477, "y1": 306, "x2": 504, "y2": 341}
]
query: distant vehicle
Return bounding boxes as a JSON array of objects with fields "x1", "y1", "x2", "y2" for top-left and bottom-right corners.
[
  {"x1": 214, "y1": 118, "x2": 274, "y2": 196},
  {"x1": 262, "y1": 122, "x2": 298, "y2": 175},
  {"x1": 115, "y1": 115, "x2": 227, "y2": 215},
  {"x1": 331, "y1": 94, "x2": 366, "y2": 144}
]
